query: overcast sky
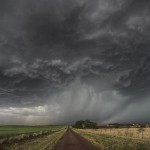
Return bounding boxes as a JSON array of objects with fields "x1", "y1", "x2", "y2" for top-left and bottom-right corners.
[{"x1": 0, "y1": 0, "x2": 150, "y2": 125}]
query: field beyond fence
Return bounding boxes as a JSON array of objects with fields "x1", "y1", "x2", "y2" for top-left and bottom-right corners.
[{"x1": 0, "y1": 125, "x2": 64, "y2": 137}]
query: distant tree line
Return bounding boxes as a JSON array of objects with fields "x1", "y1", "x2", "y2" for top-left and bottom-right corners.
[
  {"x1": 73, "y1": 120, "x2": 97, "y2": 129},
  {"x1": 98, "y1": 123, "x2": 150, "y2": 129},
  {"x1": 73, "y1": 121, "x2": 150, "y2": 129}
]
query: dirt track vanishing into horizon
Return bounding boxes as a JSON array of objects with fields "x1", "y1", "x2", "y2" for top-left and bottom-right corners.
[{"x1": 55, "y1": 128, "x2": 100, "y2": 150}]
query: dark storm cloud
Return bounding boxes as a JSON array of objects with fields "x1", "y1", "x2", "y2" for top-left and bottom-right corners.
[{"x1": 0, "y1": 0, "x2": 150, "y2": 124}]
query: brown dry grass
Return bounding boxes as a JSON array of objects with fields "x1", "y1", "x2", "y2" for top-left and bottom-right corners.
[{"x1": 78, "y1": 127, "x2": 150, "y2": 140}]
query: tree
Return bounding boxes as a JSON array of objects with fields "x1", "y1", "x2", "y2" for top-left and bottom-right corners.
[
  {"x1": 73, "y1": 120, "x2": 97, "y2": 129},
  {"x1": 73, "y1": 120, "x2": 85, "y2": 129}
]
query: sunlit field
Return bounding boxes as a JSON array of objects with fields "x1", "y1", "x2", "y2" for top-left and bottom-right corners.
[{"x1": 75, "y1": 128, "x2": 150, "y2": 150}]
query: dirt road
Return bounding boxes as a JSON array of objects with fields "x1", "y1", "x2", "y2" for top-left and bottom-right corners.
[{"x1": 55, "y1": 128, "x2": 100, "y2": 150}]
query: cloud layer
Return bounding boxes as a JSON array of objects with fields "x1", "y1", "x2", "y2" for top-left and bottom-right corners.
[{"x1": 0, "y1": 0, "x2": 150, "y2": 124}]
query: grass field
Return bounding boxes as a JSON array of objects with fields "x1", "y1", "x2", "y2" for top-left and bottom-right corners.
[
  {"x1": 79, "y1": 127, "x2": 150, "y2": 139},
  {"x1": 0, "y1": 125, "x2": 64, "y2": 137},
  {"x1": 1, "y1": 128, "x2": 66, "y2": 150},
  {"x1": 75, "y1": 128, "x2": 150, "y2": 150}
]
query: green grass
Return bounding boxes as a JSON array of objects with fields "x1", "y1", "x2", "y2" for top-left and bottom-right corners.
[
  {"x1": 76, "y1": 129, "x2": 150, "y2": 150},
  {"x1": 0, "y1": 125, "x2": 64, "y2": 137}
]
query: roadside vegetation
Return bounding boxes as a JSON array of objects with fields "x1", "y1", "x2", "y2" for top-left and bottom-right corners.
[
  {"x1": 1, "y1": 128, "x2": 66, "y2": 150},
  {"x1": 75, "y1": 128, "x2": 150, "y2": 150},
  {"x1": 0, "y1": 125, "x2": 66, "y2": 150},
  {"x1": 85, "y1": 127, "x2": 150, "y2": 139}
]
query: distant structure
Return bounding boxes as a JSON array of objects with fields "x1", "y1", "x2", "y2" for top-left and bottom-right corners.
[{"x1": 98, "y1": 123, "x2": 150, "y2": 128}]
